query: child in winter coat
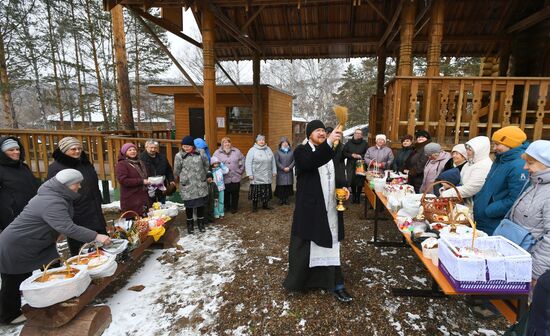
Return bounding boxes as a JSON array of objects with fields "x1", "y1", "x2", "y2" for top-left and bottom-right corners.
[
  {"x1": 211, "y1": 157, "x2": 229, "y2": 219},
  {"x1": 205, "y1": 172, "x2": 219, "y2": 224}
]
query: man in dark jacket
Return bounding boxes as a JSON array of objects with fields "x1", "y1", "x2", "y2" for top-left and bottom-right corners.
[
  {"x1": 283, "y1": 120, "x2": 352, "y2": 303},
  {"x1": 139, "y1": 139, "x2": 176, "y2": 204},
  {"x1": 474, "y1": 126, "x2": 529, "y2": 235},
  {"x1": 46, "y1": 137, "x2": 107, "y2": 256},
  {"x1": 342, "y1": 128, "x2": 367, "y2": 203},
  {"x1": 404, "y1": 130, "x2": 432, "y2": 193},
  {"x1": 0, "y1": 137, "x2": 38, "y2": 231},
  {"x1": 0, "y1": 169, "x2": 110, "y2": 324}
]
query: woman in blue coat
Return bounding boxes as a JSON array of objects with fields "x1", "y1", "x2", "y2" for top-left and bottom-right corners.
[{"x1": 473, "y1": 126, "x2": 529, "y2": 235}]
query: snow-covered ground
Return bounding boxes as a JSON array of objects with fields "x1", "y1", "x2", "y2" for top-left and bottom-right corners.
[{"x1": 0, "y1": 225, "x2": 242, "y2": 336}]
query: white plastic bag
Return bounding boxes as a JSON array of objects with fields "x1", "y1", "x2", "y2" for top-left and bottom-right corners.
[
  {"x1": 20, "y1": 266, "x2": 91, "y2": 308},
  {"x1": 67, "y1": 251, "x2": 117, "y2": 279}
]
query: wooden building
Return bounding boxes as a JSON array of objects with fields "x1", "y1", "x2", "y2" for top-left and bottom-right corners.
[
  {"x1": 148, "y1": 85, "x2": 293, "y2": 152},
  {"x1": 104, "y1": 0, "x2": 550, "y2": 150}
]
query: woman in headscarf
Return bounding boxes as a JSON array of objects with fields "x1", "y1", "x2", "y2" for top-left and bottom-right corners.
[
  {"x1": 47, "y1": 136, "x2": 107, "y2": 256},
  {"x1": 115, "y1": 143, "x2": 151, "y2": 218},
  {"x1": 274, "y1": 137, "x2": 295, "y2": 205},
  {"x1": 364, "y1": 134, "x2": 394, "y2": 172},
  {"x1": 0, "y1": 137, "x2": 38, "y2": 232},
  {"x1": 174, "y1": 136, "x2": 210, "y2": 234},
  {"x1": 245, "y1": 135, "x2": 277, "y2": 212},
  {"x1": 0, "y1": 169, "x2": 111, "y2": 324},
  {"x1": 212, "y1": 137, "x2": 245, "y2": 214}
]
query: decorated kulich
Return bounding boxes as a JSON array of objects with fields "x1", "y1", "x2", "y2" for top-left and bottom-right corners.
[
  {"x1": 67, "y1": 251, "x2": 110, "y2": 269},
  {"x1": 34, "y1": 260, "x2": 80, "y2": 283}
]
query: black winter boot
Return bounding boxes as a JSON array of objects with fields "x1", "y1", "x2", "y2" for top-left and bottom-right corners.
[
  {"x1": 252, "y1": 201, "x2": 258, "y2": 212},
  {"x1": 186, "y1": 219, "x2": 195, "y2": 234},
  {"x1": 262, "y1": 202, "x2": 273, "y2": 210},
  {"x1": 197, "y1": 217, "x2": 206, "y2": 233}
]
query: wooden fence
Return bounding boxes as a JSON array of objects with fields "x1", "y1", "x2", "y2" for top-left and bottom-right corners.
[
  {"x1": 381, "y1": 76, "x2": 550, "y2": 147},
  {"x1": 0, "y1": 129, "x2": 178, "y2": 188}
]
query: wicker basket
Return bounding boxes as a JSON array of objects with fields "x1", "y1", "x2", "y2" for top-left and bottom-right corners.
[
  {"x1": 365, "y1": 160, "x2": 383, "y2": 181},
  {"x1": 421, "y1": 181, "x2": 469, "y2": 225}
]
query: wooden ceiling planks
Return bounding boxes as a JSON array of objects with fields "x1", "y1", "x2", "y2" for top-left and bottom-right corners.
[{"x1": 108, "y1": 0, "x2": 548, "y2": 61}]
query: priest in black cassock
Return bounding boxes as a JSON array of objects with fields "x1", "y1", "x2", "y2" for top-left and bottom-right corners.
[{"x1": 283, "y1": 120, "x2": 352, "y2": 302}]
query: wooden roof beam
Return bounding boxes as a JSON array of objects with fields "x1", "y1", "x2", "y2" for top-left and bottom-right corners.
[
  {"x1": 216, "y1": 35, "x2": 506, "y2": 49},
  {"x1": 130, "y1": 8, "x2": 204, "y2": 98},
  {"x1": 207, "y1": 3, "x2": 262, "y2": 54},
  {"x1": 366, "y1": 0, "x2": 389, "y2": 24},
  {"x1": 506, "y1": 5, "x2": 550, "y2": 34},
  {"x1": 377, "y1": 1, "x2": 402, "y2": 50},
  {"x1": 241, "y1": 4, "x2": 266, "y2": 32},
  {"x1": 129, "y1": 6, "x2": 202, "y2": 48},
  {"x1": 386, "y1": 0, "x2": 432, "y2": 49}
]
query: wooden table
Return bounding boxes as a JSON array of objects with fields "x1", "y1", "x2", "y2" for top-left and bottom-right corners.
[
  {"x1": 20, "y1": 219, "x2": 180, "y2": 335},
  {"x1": 363, "y1": 183, "x2": 528, "y2": 323}
]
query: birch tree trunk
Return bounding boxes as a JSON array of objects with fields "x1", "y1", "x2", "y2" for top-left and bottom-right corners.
[
  {"x1": 0, "y1": 29, "x2": 16, "y2": 128},
  {"x1": 85, "y1": 0, "x2": 109, "y2": 130},
  {"x1": 46, "y1": 0, "x2": 64, "y2": 128},
  {"x1": 134, "y1": 19, "x2": 141, "y2": 129},
  {"x1": 69, "y1": 0, "x2": 85, "y2": 123}
]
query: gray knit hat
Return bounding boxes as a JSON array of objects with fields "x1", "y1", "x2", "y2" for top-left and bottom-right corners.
[
  {"x1": 55, "y1": 169, "x2": 84, "y2": 186},
  {"x1": 58, "y1": 137, "x2": 82, "y2": 153},
  {"x1": 424, "y1": 143, "x2": 442, "y2": 156},
  {"x1": 1, "y1": 138, "x2": 20, "y2": 152}
]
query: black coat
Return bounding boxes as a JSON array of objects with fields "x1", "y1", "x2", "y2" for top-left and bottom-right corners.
[
  {"x1": 0, "y1": 136, "x2": 38, "y2": 230},
  {"x1": 527, "y1": 269, "x2": 550, "y2": 336},
  {"x1": 138, "y1": 151, "x2": 175, "y2": 184},
  {"x1": 46, "y1": 149, "x2": 106, "y2": 232},
  {"x1": 291, "y1": 141, "x2": 346, "y2": 248},
  {"x1": 404, "y1": 140, "x2": 431, "y2": 193},
  {"x1": 342, "y1": 138, "x2": 368, "y2": 186},
  {"x1": 392, "y1": 146, "x2": 414, "y2": 172}
]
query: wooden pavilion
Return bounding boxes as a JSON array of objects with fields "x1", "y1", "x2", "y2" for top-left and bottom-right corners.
[{"x1": 103, "y1": 0, "x2": 550, "y2": 149}]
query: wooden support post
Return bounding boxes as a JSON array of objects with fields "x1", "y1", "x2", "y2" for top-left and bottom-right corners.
[
  {"x1": 202, "y1": 7, "x2": 218, "y2": 151},
  {"x1": 131, "y1": 11, "x2": 203, "y2": 99},
  {"x1": 499, "y1": 44, "x2": 511, "y2": 76},
  {"x1": 469, "y1": 81, "x2": 482, "y2": 138},
  {"x1": 253, "y1": 54, "x2": 262, "y2": 137},
  {"x1": 376, "y1": 48, "x2": 386, "y2": 143},
  {"x1": 426, "y1": 0, "x2": 444, "y2": 77},
  {"x1": 398, "y1": 0, "x2": 415, "y2": 76},
  {"x1": 436, "y1": 81, "x2": 450, "y2": 142},
  {"x1": 533, "y1": 82, "x2": 548, "y2": 140},
  {"x1": 111, "y1": 5, "x2": 134, "y2": 131}
]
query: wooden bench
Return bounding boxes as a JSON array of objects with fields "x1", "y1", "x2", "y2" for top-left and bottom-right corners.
[
  {"x1": 363, "y1": 184, "x2": 528, "y2": 324},
  {"x1": 20, "y1": 220, "x2": 180, "y2": 336}
]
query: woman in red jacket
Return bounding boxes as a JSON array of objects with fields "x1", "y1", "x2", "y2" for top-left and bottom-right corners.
[{"x1": 115, "y1": 143, "x2": 151, "y2": 218}]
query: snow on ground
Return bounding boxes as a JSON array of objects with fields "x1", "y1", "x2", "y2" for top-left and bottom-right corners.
[
  {"x1": 101, "y1": 201, "x2": 185, "y2": 213},
  {"x1": 97, "y1": 226, "x2": 242, "y2": 335},
  {"x1": 0, "y1": 225, "x2": 241, "y2": 336}
]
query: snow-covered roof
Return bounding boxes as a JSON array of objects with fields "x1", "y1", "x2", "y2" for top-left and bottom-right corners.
[
  {"x1": 47, "y1": 111, "x2": 170, "y2": 123},
  {"x1": 343, "y1": 123, "x2": 369, "y2": 137},
  {"x1": 292, "y1": 116, "x2": 307, "y2": 122}
]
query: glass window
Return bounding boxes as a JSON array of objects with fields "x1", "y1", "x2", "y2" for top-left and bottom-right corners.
[{"x1": 227, "y1": 106, "x2": 253, "y2": 134}]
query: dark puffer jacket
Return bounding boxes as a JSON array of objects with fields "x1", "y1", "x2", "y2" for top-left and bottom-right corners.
[
  {"x1": 0, "y1": 136, "x2": 39, "y2": 230},
  {"x1": 47, "y1": 149, "x2": 107, "y2": 232},
  {"x1": 404, "y1": 140, "x2": 431, "y2": 193}
]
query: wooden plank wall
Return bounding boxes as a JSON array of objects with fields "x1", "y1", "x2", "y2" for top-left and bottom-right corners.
[{"x1": 173, "y1": 87, "x2": 293, "y2": 155}]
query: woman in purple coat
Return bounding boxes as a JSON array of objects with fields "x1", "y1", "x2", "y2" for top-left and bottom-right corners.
[
  {"x1": 212, "y1": 137, "x2": 245, "y2": 214},
  {"x1": 115, "y1": 143, "x2": 151, "y2": 218}
]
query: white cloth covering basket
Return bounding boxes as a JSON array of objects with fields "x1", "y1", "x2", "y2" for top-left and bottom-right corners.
[{"x1": 20, "y1": 266, "x2": 91, "y2": 308}]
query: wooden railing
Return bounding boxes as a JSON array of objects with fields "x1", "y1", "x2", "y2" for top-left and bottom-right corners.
[
  {"x1": 0, "y1": 129, "x2": 179, "y2": 187},
  {"x1": 381, "y1": 76, "x2": 550, "y2": 147}
]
